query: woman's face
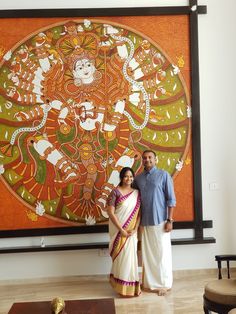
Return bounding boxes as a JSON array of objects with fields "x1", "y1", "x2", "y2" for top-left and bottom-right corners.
[{"x1": 121, "y1": 170, "x2": 134, "y2": 186}]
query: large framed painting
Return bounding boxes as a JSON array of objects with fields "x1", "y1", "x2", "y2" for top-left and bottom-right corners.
[{"x1": 0, "y1": 1, "x2": 213, "y2": 246}]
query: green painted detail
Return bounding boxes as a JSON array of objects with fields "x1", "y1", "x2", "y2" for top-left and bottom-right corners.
[
  {"x1": 61, "y1": 206, "x2": 85, "y2": 223},
  {"x1": 42, "y1": 198, "x2": 60, "y2": 216},
  {"x1": 18, "y1": 133, "x2": 30, "y2": 164},
  {"x1": 156, "y1": 151, "x2": 181, "y2": 174},
  {"x1": 16, "y1": 186, "x2": 36, "y2": 205},
  {"x1": 142, "y1": 126, "x2": 188, "y2": 148},
  {"x1": 29, "y1": 146, "x2": 46, "y2": 184},
  {"x1": 56, "y1": 127, "x2": 76, "y2": 144},
  {"x1": 2, "y1": 169, "x2": 22, "y2": 186},
  {"x1": 66, "y1": 183, "x2": 73, "y2": 195},
  {"x1": 0, "y1": 146, "x2": 19, "y2": 165}
]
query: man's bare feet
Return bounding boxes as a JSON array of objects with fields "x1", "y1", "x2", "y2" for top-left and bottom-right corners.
[
  {"x1": 157, "y1": 288, "x2": 168, "y2": 296},
  {"x1": 141, "y1": 285, "x2": 171, "y2": 296}
]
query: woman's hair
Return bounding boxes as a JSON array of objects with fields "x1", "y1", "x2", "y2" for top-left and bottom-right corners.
[{"x1": 119, "y1": 167, "x2": 135, "y2": 186}]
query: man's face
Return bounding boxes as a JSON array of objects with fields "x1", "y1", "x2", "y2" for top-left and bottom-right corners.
[{"x1": 142, "y1": 152, "x2": 156, "y2": 170}]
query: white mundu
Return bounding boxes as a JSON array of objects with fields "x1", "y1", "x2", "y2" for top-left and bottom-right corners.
[{"x1": 142, "y1": 222, "x2": 173, "y2": 290}]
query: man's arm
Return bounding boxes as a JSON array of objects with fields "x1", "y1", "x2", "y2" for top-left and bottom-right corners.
[
  {"x1": 164, "y1": 172, "x2": 176, "y2": 232},
  {"x1": 164, "y1": 206, "x2": 174, "y2": 232}
]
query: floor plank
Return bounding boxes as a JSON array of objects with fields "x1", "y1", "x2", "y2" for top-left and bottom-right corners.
[{"x1": 0, "y1": 270, "x2": 230, "y2": 314}]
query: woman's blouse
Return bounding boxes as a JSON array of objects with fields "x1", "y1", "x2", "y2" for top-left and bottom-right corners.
[{"x1": 107, "y1": 188, "x2": 122, "y2": 207}]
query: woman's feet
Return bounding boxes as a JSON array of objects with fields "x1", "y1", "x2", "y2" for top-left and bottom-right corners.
[{"x1": 118, "y1": 293, "x2": 141, "y2": 298}]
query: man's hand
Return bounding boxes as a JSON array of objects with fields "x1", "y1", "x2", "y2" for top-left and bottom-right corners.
[{"x1": 164, "y1": 221, "x2": 173, "y2": 232}]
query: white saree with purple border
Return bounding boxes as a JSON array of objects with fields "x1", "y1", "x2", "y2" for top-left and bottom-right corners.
[{"x1": 109, "y1": 189, "x2": 141, "y2": 296}]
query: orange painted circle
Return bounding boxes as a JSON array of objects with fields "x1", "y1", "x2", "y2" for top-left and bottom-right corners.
[
  {"x1": 83, "y1": 191, "x2": 92, "y2": 200},
  {"x1": 60, "y1": 124, "x2": 71, "y2": 134},
  {"x1": 85, "y1": 178, "x2": 94, "y2": 188},
  {"x1": 87, "y1": 164, "x2": 97, "y2": 174}
]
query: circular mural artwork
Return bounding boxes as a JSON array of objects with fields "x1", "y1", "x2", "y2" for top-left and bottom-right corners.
[{"x1": 0, "y1": 19, "x2": 190, "y2": 225}]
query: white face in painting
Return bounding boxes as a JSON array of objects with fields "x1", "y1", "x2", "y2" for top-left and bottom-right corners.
[
  {"x1": 10, "y1": 74, "x2": 19, "y2": 84},
  {"x1": 73, "y1": 58, "x2": 96, "y2": 83}
]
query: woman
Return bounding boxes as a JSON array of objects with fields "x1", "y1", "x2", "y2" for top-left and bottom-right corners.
[{"x1": 107, "y1": 167, "x2": 141, "y2": 297}]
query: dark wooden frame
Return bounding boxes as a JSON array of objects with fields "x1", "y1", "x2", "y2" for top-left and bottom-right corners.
[
  {"x1": 203, "y1": 295, "x2": 236, "y2": 314},
  {"x1": 0, "y1": 0, "x2": 215, "y2": 252}
]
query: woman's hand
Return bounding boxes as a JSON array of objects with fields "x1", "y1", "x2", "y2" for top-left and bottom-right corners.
[
  {"x1": 129, "y1": 229, "x2": 137, "y2": 236},
  {"x1": 120, "y1": 228, "x2": 131, "y2": 237}
]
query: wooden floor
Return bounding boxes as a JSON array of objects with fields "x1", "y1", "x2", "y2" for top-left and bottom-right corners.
[{"x1": 0, "y1": 269, "x2": 230, "y2": 314}]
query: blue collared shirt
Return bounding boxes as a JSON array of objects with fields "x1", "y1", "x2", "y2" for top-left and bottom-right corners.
[{"x1": 133, "y1": 167, "x2": 176, "y2": 226}]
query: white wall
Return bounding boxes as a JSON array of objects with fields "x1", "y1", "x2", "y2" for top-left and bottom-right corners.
[{"x1": 0, "y1": 0, "x2": 236, "y2": 280}]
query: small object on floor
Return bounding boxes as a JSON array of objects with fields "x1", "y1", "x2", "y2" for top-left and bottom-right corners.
[{"x1": 51, "y1": 297, "x2": 65, "y2": 314}]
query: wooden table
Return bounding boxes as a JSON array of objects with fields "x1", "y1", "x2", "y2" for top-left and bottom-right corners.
[{"x1": 8, "y1": 298, "x2": 115, "y2": 314}]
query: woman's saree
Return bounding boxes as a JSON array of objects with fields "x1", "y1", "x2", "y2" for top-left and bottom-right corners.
[{"x1": 109, "y1": 189, "x2": 141, "y2": 296}]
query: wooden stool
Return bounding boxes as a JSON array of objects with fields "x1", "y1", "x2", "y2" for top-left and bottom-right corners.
[{"x1": 203, "y1": 255, "x2": 236, "y2": 314}]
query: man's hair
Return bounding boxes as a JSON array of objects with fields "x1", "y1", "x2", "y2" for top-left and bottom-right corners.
[{"x1": 142, "y1": 149, "x2": 156, "y2": 157}]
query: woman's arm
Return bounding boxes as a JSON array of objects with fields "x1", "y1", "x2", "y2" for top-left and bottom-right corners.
[{"x1": 107, "y1": 205, "x2": 131, "y2": 237}]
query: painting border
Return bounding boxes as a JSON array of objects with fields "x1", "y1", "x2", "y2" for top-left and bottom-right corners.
[{"x1": 0, "y1": 1, "x2": 213, "y2": 245}]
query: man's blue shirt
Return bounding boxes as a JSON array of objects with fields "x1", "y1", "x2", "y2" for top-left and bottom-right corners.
[{"x1": 133, "y1": 167, "x2": 176, "y2": 226}]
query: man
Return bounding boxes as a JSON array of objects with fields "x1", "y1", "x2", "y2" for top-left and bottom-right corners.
[{"x1": 133, "y1": 150, "x2": 176, "y2": 296}]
